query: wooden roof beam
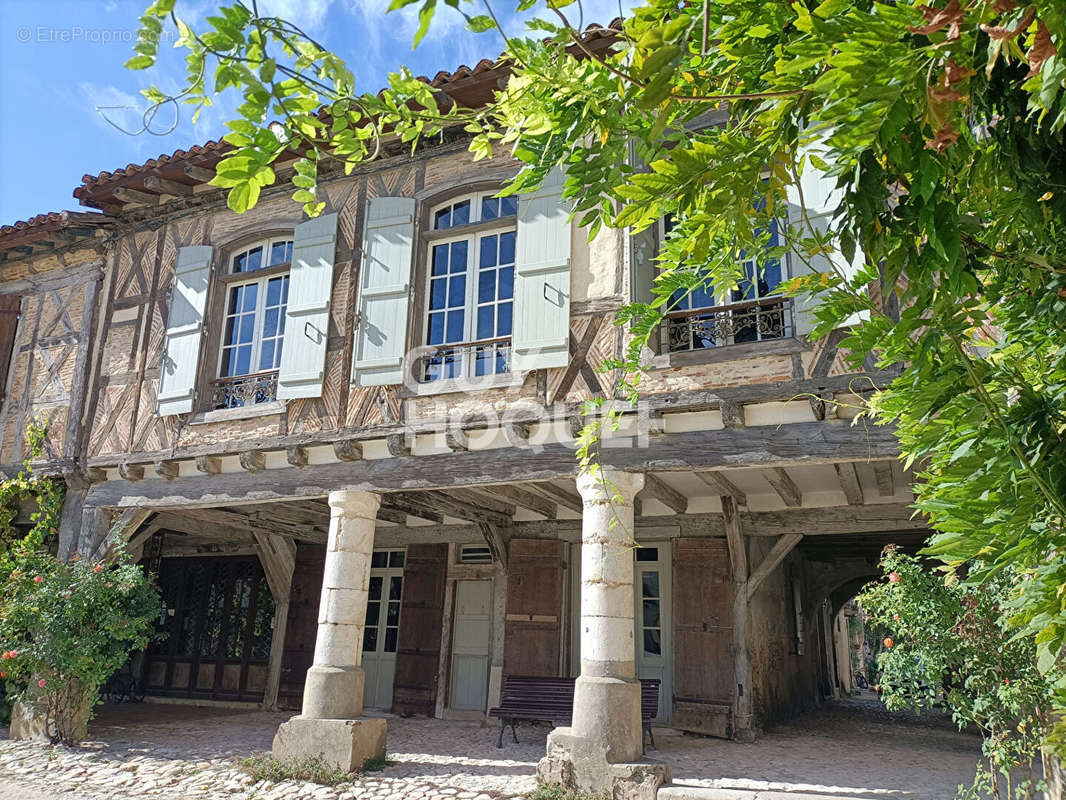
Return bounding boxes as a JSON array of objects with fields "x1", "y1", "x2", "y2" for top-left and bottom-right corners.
[
  {"x1": 833, "y1": 462, "x2": 864, "y2": 506},
  {"x1": 761, "y1": 467, "x2": 802, "y2": 507}
]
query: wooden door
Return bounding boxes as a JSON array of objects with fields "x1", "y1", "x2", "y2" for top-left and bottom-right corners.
[
  {"x1": 673, "y1": 538, "x2": 735, "y2": 737},
  {"x1": 504, "y1": 539, "x2": 565, "y2": 676},
  {"x1": 392, "y1": 542, "x2": 447, "y2": 716},
  {"x1": 144, "y1": 556, "x2": 274, "y2": 702},
  {"x1": 278, "y1": 543, "x2": 325, "y2": 709},
  {"x1": 449, "y1": 580, "x2": 492, "y2": 711}
]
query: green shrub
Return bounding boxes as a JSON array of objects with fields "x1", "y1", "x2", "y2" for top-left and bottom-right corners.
[
  {"x1": 0, "y1": 547, "x2": 158, "y2": 744},
  {"x1": 859, "y1": 548, "x2": 1054, "y2": 799},
  {"x1": 523, "y1": 784, "x2": 610, "y2": 800}
]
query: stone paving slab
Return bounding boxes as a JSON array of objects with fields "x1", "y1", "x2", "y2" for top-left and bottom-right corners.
[{"x1": 0, "y1": 699, "x2": 983, "y2": 800}]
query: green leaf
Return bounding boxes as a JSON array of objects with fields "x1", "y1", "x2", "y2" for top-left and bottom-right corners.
[
  {"x1": 466, "y1": 14, "x2": 496, "y2": 33},
  {"x1": 124, "y1": 55, "x2": 154, "y2": 70}
]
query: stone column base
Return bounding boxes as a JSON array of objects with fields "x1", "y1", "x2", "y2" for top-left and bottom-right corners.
[
  {"x1": 538, "y1": 727, "x2": 671, "y2": 800},
  {"x1": 302, "y1": 665, "x2": 365, "y2": 720},
  {"x1": 272, "y1": 717, "x2": 386, "y2": 772}
]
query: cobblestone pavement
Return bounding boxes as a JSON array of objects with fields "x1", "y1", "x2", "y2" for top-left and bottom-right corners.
[{"x1": 0, "y1": 697, "x2": 982, "y2": 800}]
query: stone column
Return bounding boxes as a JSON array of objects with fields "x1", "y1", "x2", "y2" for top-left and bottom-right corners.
[
  {"x1": 538, "y1": 470, "x2": 670, "y2": 799},
  {"x1": 272, "y1": 490, "x2": 387, "y2": 771}
]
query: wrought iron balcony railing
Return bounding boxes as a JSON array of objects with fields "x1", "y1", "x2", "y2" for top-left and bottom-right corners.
[
  {"x1": 211, "y1": 371, "x2": 279, "y2": 409},
  {"x1": 415, "y1": 336, "x2": 512, "y2": 384},
  {"x1": 666, "y1": 297, "x2": 793, "y2": 353}
]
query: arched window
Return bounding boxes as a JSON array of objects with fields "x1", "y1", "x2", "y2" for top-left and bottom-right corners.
[
  {"x1": 418, "y1": 191, "x2": 518, "y2": 383},
  {"x1": 213, "y1": 236, "x2": 294, "y2": 408}
]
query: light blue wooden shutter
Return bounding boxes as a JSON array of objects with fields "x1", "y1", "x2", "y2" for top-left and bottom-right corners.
[
  {"x1": 513, "y1": 169, "x2": 571, "y2": 371},
  {"x1": 157, "y1": 245, "x2": 212, "y2": 416},
  {"x1": 351, "y1": 197, "x2": 416, "y2": 387},
  {"x1": 277, "y1": 212, "x2": 338, "y2": 399},
  {"x1": 787, "y1": 143, "x2": 865, "y2": 337}
]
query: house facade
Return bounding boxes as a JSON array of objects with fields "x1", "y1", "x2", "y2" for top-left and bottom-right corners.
[{"x1": 0, "y1": 38, "x2": 923, "y2": 769}]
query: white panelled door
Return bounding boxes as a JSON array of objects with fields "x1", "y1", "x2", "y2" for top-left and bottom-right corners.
[
  {"x1": 449, "y1": 580, "x2": 492, "y2": 711},
  {"x1": 362, "y1": 549, "x2": 405, "y2": 710}
]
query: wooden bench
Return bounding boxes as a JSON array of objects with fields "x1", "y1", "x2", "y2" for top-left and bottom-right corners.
[{"x1": 488, "y1": 676, "x2": 660, "y2": 750}]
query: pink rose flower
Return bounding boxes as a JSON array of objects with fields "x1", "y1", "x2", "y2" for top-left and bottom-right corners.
[
  {"x1": 37, "y1": 679, "x2": 46, "y2": 688},
  {"x1": 33, "y1": 575, "x2": 43, "y2": 584}
]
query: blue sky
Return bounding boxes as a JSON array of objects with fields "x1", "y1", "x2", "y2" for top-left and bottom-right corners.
[{"x1": 0, "y1": 0, "x2": 623, "y2": 225}]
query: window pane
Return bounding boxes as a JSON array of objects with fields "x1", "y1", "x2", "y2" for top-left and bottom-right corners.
[
  {"x1": 480, "y1": 235, "x2": 497, "y2": 269},
  {"x1": 500, "y1": 196, "x2": 518, "y2": 217},
  {"x1": 363, "y1": 627, "x2": 378, "y2": 652},
  {"x1": 643, "y1": 599, "x2": 660, "y2": 628},
  {"x1": 430, "y1": 278, "x2": 447, "y2": 310},
  {"x1": 448, "y1": 275, "x2": 466, "y2": 305},
  {"x1": 269, "y1": 240, "x2": 292, "y2": 266},
  {"x1": 481, "y1": 196, "x2": 500, "y2": 220},
  {"x1": 263, "y1": 308, "x2": 280, "y2": 338},
  {"x1": 428, "y1": 312, "x2": 445, "y2": 344},
  {"x1": 499, "y1": 267, "x2": 514, "y2": 300},
  {"x1": 368, "y1": 575, "x2": 383, "y2": 599},
  {"x1": 389, "y1": 552, "x2": 405, "y2": 569},
  {"x1": 497, "y1": 302, "x2": 512, "y2": 336},
  {"x1": 387, "y1": 602, "x2": 400, "y2": 626},
  {"x1": 499, "y1": 231, "x2": 515, "y2": 265},
  {"x1": 636, "y1": 547, "x2": 659, "y2": 562},
  {"x1": 233, "y1": 251, "x2": 247, "y2": 273},
  {"x1": 238, "y1": 314, "x2": 256, "y2": 344},
  {"x1": 434, "y1": 207, "x2": 451, "y2": 230},
  {"x1": 445, "y1": 310, "x2": 464, "y2": 343},
  {"x1": 432, "y1": 244, "x2": 449, "y2": 276},
  {"x1": 384, "y1": 627, "x2": 398, "y2": 653},
  {"x1": 475, "y1": 348, "x2": 491, "y2": 377},
  {"x1": 389, "y1": 577, "x2": 403, "y2": 601},
  {"x1": 479, "y1": 269, "x2": 496, "y2": 304},
  {"x1": 452, "y1": 199, "x2": 470, "y2": 227},
  {"x1": 366, "y1": 601, "x2": 380, "y2": 627},
  {"x1": 371, "y1": 552, "x2": 388, "y2": 569},
  {"x1": 267, "y1": 277, "x2": 284, "y2": 306},
  {"x1": 642, "y1": 572, "x2": 660, "y2": 599},
  {"x1": 234, "y1": 346, "x2": 251, "y2": 376},
  {"x1": 245, "y1": 246, "x2": 263, "y2": 272},
  {"x1": 643, "y1": 629, "x2": 662, "y2": 656},
  {"x1": 242, "y1": 283, "x2": 259, "y2": 312},
  {"x1": 477, "y1": 306, "x2": 494, "y2": 340},
  {"x1": 450, "y1": 240, "x2": 468, "y2": 273},
  {"x1": 259, "y1": 340, "x2": 275, "y2": 371}
]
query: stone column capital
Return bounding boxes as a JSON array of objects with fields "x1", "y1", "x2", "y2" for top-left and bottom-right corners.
[
  {"x1": 327, "y1": 489, "x2": 382, "y2": 521},
  {"x1": 576, "y1": 469, "x2": 644, "y2": 506}
]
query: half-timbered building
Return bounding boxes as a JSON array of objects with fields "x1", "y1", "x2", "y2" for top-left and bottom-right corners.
[{"x1": 0, "y1": 23, "x2": 924, "y2": 795}]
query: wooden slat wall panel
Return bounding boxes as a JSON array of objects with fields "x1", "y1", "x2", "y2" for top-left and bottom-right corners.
[
  {"x1": 278, "y1": 543, "x2": 325, "y2": 709},
  {"x1": 392, "y1": 542, "x2": 448, "y2": 716},
  {"x1": 503, "y1": 539, "x2": 565, "y2": 677},
  {"x1": 673, "y1": 537, "x2": 735, "y2": 737}
]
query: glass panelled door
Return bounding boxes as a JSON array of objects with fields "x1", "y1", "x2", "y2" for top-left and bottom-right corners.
[
  {"x1": 363, "y1": 549, "x2": 405, "y2": 710},
  {"x1": 635, "y1": 546, "x2": 673, "y2": 723}
]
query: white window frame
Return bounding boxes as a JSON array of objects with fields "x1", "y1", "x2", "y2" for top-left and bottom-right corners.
[
  {"x1": 420, "y1": 192, "x2": 517, "y2": 383},
  {"x1": 214, "y1": 236, "x2": 294, "y2": 406}
]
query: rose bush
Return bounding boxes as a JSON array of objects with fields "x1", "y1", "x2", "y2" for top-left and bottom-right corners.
[{"x1": 859, "y1": 548, "x2": 1055, "y2": 799}]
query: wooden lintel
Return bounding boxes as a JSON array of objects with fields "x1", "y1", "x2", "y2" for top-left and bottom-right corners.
[
  {"x1": 183, "y1": 164, "x2": 216, "y2": 182},
  {"x1": 639, "y1": 473, "x2": 688, "y2": 515},
  {"x1": 154, "y1": 460, "x2": 179, "y2": 480},
  {"x1": 380, "y1": 496, "x2": 444, "y2": 525},
  {"x1": 694, "y1": 471, "x2": 746, "y2": 506},
  {"x1": 118, "y1": 463, "x2": 144, "y2": 482},
  {"x1": 113, "y1": 186, "x2": 160, "y2": 206},
  {"x1": 469, "y1": 485, "x2": 556, "y2": 520},
  {"x1": 833, "y1": 462, "x2": 864, "y2": 506},
  {"x1": 195, "y1": 455, "x2": 221, "y2": 475},
  {"x1": 873, "y1": 462, "x2": 895, "y2": 496},
  {"x1": 525, "y1": 481, "x2": 584, "y2": 515},
  {"x1": 333, "y1": 439, "x2": 362, "y2": 462},
  {"x1": 85, "y1": 422, "x2": 900, "y2": 510},
  {"x1": 761, "y1": 467, "x2": 802, "y2": 507},
  {"x1": 239, "y1": 451, "x2": 266, "y2": 473},
  {"x1": 285, "y1": 446, "x2": 308, "y2": 468},
  {"x1": 746, "y1": 533, "x2": 804, "y2": 600},
  {"x1": 144, "y1": 175, "x2": 193, "y2": 196}
]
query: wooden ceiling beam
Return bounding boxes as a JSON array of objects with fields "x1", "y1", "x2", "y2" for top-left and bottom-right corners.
[
  {"x1": 872, "y1": 462, "x2": 895, "y2": 496},
  {"x1": 833, "y1": 462, "x2": 864, "y2": 506},
  {"x1": 694, "y1": 470, "x2": 747, "y2": 506},
  {"x1": 761, "y1": 467, "x2": 803, "y2": 508},
  {"x1": 144, "y1": 175, "x2": 194, "y2": 196},
  {"x1": 524, "y1": 481, "x2": 584, "y2": 515},
  {"x1": 112, "y1": 186, "x2": 161, "y2": 206},
  {"x1": 638, "y1": 473, "x2": 689, "y2": 515},
  {"x1": 468, "y1": 485, "x2": 556, "y2": 519},
  {"x1": 183, "y1": 164, "x2": 216, "y2": 182},
  {"x1": 379, "y1": 497, "x2": 444, "y2": 525}
]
